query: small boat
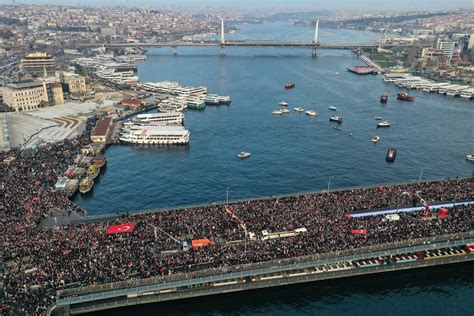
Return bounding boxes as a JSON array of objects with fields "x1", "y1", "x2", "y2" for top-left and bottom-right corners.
[
  {"x1": 372, "y1": 136, "x2": 381, "y2": 143},
  {"x1": 374, "y1": 116, "x2": 383, "y2": 120},
  {"x1": 79, "y1": 177, "x2": 94, "y2": 194},
  {"x1": 278, "y1": 102, "x2": 289, "y2": 107},
  {"x1": 91, "y1": 155, "x2": 107, "y2": 168},
  {"x1": 305, "y1": 110, "x2": 318, "y2": 116},
  {"x1": 328, "y1": 105, "x2": 337, "y2": 111},
  {"x1": 467, "y1": 155, "x2": 474, "y2": 162},
  {"x1": 281, "y1": 109, "x2": 290, "y2": 113},
  {"x1": 272, "y1": 110, "x2": 284, "y2": 115},
  {"x1": 87, "y1": 165, "x2": 100, "y2": 180},
  {"x1": 294, "y1": 107, "x2": 305, "y2": 112},
  {"x1": 348, "y1": 133, "x2": 353, "y2": 136},
  {"x1": 238, "y1": 152, "x2": 251, "y2": 159},
  {"x1": 329, "y1": 116, "x2": 343, "y2": 123},
  {"x1": 284, "y1": 83, "x2": 295, "y2": 89},
  {"x1": 335, "y1": 72, "x2": 340, "y2": 75},
  {"x1": 380, "y1": 91, "x2": 389, "y2": 103},
  {"x1": 397, "y1": 92, "x2": 415, "y2": 101},
  {"x1": 386, "y1": 148, "x2": 397, "y2": 162},
  {"x1": 377, "y1": 121, "x2": 391, "y2": 128}
]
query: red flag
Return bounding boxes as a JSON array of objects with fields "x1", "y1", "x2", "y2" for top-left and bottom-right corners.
[
  {"x1": 351, "y1": 229, "x2": 367, "y2": 236},
  {"x1": 32, "y1": 197, "x2": 41, "y2": 202},
  {"x1": 107, "y1": 223, "x2": 136, "y2": 234},
  {"x1": 344, "y1": 214, "x2": 353, "y2": 219},
  {"x1": 376, "y1": 186, "x2": 385, "y2": 189},
  {"x1": 438, "y1": 208, "x2": 449, "y2": 219}
]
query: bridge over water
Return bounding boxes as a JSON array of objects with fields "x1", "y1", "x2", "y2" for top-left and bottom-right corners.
[{"x1": 76, "y1": 19, "x2": 380, "y2": 57}]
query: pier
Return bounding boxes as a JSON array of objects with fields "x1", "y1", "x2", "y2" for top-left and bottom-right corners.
[{"x1": 51, "y1": 232, "x2": 474, "y2": 315}]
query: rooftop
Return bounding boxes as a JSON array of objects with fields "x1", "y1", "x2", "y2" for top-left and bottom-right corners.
[{"x1": 6, "y1": 80, "x2": 43, "y2": 89}]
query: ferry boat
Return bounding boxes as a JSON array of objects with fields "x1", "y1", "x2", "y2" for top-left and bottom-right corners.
[
  {"x1": 305, "y1": 110, "x2": 318, "y2": 116},
  {"x1": 377, "y1": 121, "x2": 391, "y2": 128},
  {"x1": 119, "y1": 126, "x2": 190, "y2": 145},
  {"x1": 238, "y1": 152, "x2": 251, "y2": 159},
  {"x1": 371, "y1": 136, "x2": 381, "y2": 143},
  {"x1": 278, "y1": 102, "x2": 289, "y2": 107},
  {"x1": 380, "y1": 91, "x2": 389, "y2": 103},
  {"x1": 272, "y1": 110, "x2": 284, "y2": 115},
  {"x1": 217, "y1": 96, "x2": 231, "y2": 105},
  {"x1": 328, "y1": 105, "x2": 337, "y2": 111},
  {"x1": 397, "y1": 92, "x2": 415, "y2": 101},
  {"x1": 374, "y1": 116, "x2": 383, "y2": 120},
  {"x1": 284, "y1": 83, "x2": 295, "y2": 89},
  {"x1": 134, "y1": 112, "x2": 184, "y2": 125},
  {"x1": 79, "y1": 177, "x2": 94, "y2": 194},
  {"x1": 205, "y1": 94, "x2": 220, "y2": 105},
  {"x1": 386, "y1": 148, "x2": 397, "y2": 162},
  {"x1": 294, "y1": 107, "x2": 305, "y2": 112},
  {"x1": 186, "y1": 99, "x2": 206, "y2": 110},
  {"x1": 91, "y1": 155, "x2": 107, "y2": 168},
  {"x1": 467, "y1": 155, "x2": 474, "y2": 162},
  {"x1": 329, "y1": 116, "x2": 343, "y2": 123},
  {"x1": 87, "y1": 165, "x2": 100, "y2": 180}
]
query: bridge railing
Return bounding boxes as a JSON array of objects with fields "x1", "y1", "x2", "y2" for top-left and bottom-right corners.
[{"x1": 57, "y1": 231, "x2": 474, "y2": 300}]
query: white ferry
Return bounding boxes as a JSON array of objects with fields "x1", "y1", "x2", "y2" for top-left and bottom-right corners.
[
  {"x1": 377, "y1": 121, "x2": 391, "y2": 128},
  {"x1": 134, "y1": 112, "x2": 184, "y2": 125},
  {"x1": 120, "y1": 126, "x2": 190, "y2": 145}
]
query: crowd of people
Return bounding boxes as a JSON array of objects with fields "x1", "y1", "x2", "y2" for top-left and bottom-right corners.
[{"x1": 0, "y1": 116, "x2": 473, "y2": 314}]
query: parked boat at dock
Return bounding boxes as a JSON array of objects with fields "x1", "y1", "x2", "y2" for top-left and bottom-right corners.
[
  {"x1": 91, "y1": 155, "x2": 107, "y2": 168},
  {"x1": 87, "y1": 165, "x2": 100, "y2": 180},
  {"x1": 119, "y1": 126, "x2": 190, "y2": 145},
  {"x1": 79, "y1": 177, "x2": 94, "y2": 194},
  {"x1": 133, "y1": 112, "x2": 184, "y2": 125}
]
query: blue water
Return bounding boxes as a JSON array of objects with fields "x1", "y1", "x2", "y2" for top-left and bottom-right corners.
[
  {"x1": 76, "y1": 22, "x2": 473, "y2": 315},
  {"x1": 75, "y1": 23, "x2": 473, "y2": 215}
]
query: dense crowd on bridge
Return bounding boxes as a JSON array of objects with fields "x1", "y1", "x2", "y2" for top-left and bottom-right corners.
[{"x1": 0, "y1": 118, "x2": 473, "y2": 314}]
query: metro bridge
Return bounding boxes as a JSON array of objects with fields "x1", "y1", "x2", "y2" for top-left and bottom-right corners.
[{"x1": 77, "y1": 19, "x2": 379, "y2": 57}]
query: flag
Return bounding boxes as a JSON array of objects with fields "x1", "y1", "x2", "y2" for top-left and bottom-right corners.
[
  {"x1": 107, "y1": 223, "x2": 136, "y2": 234},
  {"x1": 32, "y1": 197, "x2": 41, "y2": 202},
  {"x1": 344, "y1": 214, "x2": 353, "y2": 219},
  {"x1": 421, "y1": 199, "x2": 431, "y2": 217},
  {"x1": 438, "y1": 208, "x2": 449, "y2": 219},
  {"x1": 191, "y1": 238, "x2": 212, "y2": 249},
  {"x1": 376, "y1": 186, "x2": 385, "y2": 189},
  {"x1": 351, "y1": 229, "x2": 367, "y2": 236}
]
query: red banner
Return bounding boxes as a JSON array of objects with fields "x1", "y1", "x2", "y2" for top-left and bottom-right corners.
[
  {"x1": 32, "y1": 197, "x2": 41, "y2": 202},
  {"x1": 351, "y1": 229, "x2": 367, "y2": 236},
  {"x1": 107, "y1": 223, "x2": 136, "y2": 234},
  {"x1": 438, "y1": 208, "x2": 449, "y2": 219},
  {"x1": 192, "y1": 238, "x2": 212, "y2": 249}
]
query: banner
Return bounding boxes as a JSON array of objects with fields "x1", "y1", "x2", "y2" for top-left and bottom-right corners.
[
  {"x1": 106, "y1": 223, "x2": 136, "y2": 234},
  {"x1": 438, "y1": 208, "x2": 449, "y2": 219},
  {"x1": 351, "y1": 229, "x2": 367, "y2": 236},
  {"x1": 192, "y1": 238, "x2": 212, "y2": 249}
]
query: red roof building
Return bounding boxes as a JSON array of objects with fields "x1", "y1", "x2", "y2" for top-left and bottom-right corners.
[
  {"x1": 121, "y1": 98, "x2": 142, "y2": 107},
  {"x1": 91, "y1": 117, "x2": 112, "y2": 143}
]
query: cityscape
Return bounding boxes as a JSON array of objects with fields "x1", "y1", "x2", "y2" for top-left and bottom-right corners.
[{"x1": 0, "y1": 1, "x2": 473, "y2": 315}]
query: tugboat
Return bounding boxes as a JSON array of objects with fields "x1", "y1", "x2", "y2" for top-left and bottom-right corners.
[
  {"x1": 284, "y1": 83, "x2": 295, "y2": 89},
  {"x1": 79, "y1": 177, "x2": 94, "y2": 194},
  {"x1": 386, "y1": 148, "x2": 397, "y2": 162},
  {"x1": 397, "y1": 92, "x2": 415, "y2": 101},
  {"x1": 238, "y1": 152, "x2": 251, "y2": 159},
  {"x1": 91, "y1": 155, "x2": 107, "y2": 168},
  {"x1": 278, "y1": 101, "x2": 289, "y2": 107},
  {"x1": 329, "y1": 116, "x2": 343, "y2": 123},
  {"x1": 380, "y1": 91, "x2": 389, "y2": 103}
]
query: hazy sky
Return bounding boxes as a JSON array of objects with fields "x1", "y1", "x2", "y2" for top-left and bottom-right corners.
[{"x1": 2, "y1": 0, "x2": 473, "y2": 10}]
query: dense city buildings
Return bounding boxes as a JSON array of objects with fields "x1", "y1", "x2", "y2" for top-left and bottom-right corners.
[{"x1": 20, "y1": 52, "x2": 56, "y2": 76}]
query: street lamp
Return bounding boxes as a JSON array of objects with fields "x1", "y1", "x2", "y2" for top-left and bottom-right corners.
[
  {"x1": 418, "y1": 167, "x2": 427, "y2": 183},
  {"x1": 226, "y1": 187, "x2": 229, "y2": 206},
  {"x1": 327, "y1": 176, "x2": 334, "y2": 194}
]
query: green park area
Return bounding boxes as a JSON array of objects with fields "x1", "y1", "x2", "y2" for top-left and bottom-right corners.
[{"x1": 371, "y1": 54, "x2": 397, "y2": 68}]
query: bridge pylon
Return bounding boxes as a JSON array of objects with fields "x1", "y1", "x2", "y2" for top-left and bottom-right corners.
[
  {"x1": 312, "y1": 19, "x2": 319, "y2": 58},
  {"x1": 220, "y1": 18, "x2": 225, "y2": 56}
]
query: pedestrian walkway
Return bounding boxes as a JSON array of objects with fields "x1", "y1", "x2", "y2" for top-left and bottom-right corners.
[{"x1": 0, "y1": 113, "x2": 10, "y2": 150}]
